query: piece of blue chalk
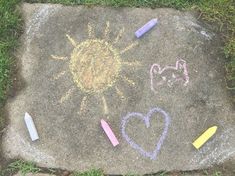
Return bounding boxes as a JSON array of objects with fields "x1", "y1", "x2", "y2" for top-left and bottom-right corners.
[{"x1": 135, "y1": 18, "x2": 158, "y2": 38}]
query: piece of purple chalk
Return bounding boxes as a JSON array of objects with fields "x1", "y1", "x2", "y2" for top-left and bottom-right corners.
[{"x1": 135, "y1": 18, "x2": 158, "y2": 38}]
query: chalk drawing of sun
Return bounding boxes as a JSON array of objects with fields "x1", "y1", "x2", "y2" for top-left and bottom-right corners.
[{"x1": 51, "y1": 22, "x2": 141, "y2": 116}]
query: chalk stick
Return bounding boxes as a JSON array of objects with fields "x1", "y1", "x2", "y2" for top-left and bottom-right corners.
[
  {"x1": 193, "y1": 126, "x2": 217, "y2": 149},
  {"x1": 24, "y1": 112, "x2": 39, "y2": 141},
  {"x1": 135, "y1": 18, "x2": 158, "y2": 38},
  {"x1": 101, "y1": 119, "x2": 119, "y2": 147}
]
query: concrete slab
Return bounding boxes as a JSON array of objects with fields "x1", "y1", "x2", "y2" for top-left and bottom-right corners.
[{"x1": 3, "y1": 3, "x2": 235, "y2": 175}]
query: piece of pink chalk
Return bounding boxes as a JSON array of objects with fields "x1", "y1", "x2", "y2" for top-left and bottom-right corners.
[{"x1": 101, "y1": 119, "x2": 119, "y2": 147}]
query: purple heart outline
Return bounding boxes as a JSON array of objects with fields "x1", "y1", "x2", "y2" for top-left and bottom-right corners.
[{"x1": 121, "y1": 107, "x2": 171, "y2": 160}]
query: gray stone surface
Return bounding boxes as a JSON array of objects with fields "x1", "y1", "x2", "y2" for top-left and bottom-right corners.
[{"x1": 2, "y1": 3, "x2": 235, "y2": 175}]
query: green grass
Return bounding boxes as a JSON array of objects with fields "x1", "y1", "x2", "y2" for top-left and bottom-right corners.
[
  {"x1": 203, "y1": 170, "x2": 224, "y2": 176},
  {"x1": 27, "y1": 0, "x2": 196, "y2": 9},
  {"x1": 0, "y1": 160, "x2": 41, "y2": 176},
  {"x1": 0, "y1": 0, "x2": 22, "y2": 103},
  {"x1": 0, "y1": 0, "x2": 22, "y2": 129},
  {"x1": 195, "y1": 0, "x2": 235, "y2": 96},
  {"x1": 212, "y1": 171, "x2": 222, "y2": 176}
]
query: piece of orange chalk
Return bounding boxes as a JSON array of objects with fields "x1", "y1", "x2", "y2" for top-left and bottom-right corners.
[{"x1": 101, "y1": 119, "x2": 119, "y2": 147}]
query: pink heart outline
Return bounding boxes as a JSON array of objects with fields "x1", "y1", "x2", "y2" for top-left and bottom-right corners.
[{"x1": 121, "y1": 107, "x2": 171, "y2": 160}]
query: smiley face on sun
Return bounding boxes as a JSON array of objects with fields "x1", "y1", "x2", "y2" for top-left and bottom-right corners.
[{"x1": 51, "y1": 22, "x2": 141, "y2": 117}]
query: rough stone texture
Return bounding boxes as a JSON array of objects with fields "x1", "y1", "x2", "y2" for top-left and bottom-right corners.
[
  {"x1": 14, "y1": 173, "x2": 55, "y2": 176},
  {"x1": 3, "y1": 3, "x2": 235, "y2": 175}
]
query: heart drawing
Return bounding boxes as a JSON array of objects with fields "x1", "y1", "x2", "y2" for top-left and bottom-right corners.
[{"x1": 121, "y1": 107, "x2": 171, "y2": 160}]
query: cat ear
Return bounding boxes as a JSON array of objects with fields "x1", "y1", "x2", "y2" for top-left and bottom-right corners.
[
  {"x1": 176, "y1": 59, "x2": 186, "y2": 69},
  {"x1": 151, "y1": 64, "x2": 161, "y2": 74}
]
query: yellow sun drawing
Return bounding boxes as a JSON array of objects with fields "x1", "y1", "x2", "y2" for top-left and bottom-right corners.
[{"x1": 51, "y1": 22, "x2": 141, "y2": 117}]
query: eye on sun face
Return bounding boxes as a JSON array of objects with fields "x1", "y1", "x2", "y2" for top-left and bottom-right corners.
[{"x1": 51, "y1": 21, "x2": 141, "y2": 117}]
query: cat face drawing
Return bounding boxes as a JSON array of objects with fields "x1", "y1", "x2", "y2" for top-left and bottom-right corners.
[{"x1": 150, "y1": 59, "x2": 189, "y2": 93}]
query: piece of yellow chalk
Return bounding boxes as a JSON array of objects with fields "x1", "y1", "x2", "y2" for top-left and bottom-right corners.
[{"x1": 192, "y1": 126, "x2": 217, "y2": 149}]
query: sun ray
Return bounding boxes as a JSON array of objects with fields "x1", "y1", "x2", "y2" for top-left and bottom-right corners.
[
  {"x1": 122, "y1": 76, "x2": 136, "y2": 86},
  {"x1": 104, "y1": 21, "x2": 110, "y2": 39},
  {"x1": 122, "y1": 61, "x2": 142, "y2": 67},
  {"x1": 51, "y1": 55, "x2": 68, "y2": 60},
  {"x1": 102, "y1": 95, "x2": 109, "y2": 115},
  {"x1": 66, "y1": 34, "x2": 77, "y2": 47},
  {"x1": 51, "y1": 23, "x2": 142, "y2": 119},
  {"x1": 78, "y1": 96, "x2": 88, "y2": 114},
  {"x1": 115, "y1": 86, "x2": 125, "y2": 100},
  {"x1": 53, "y1": 70, "x2": 66, "y2": 80},
  {"x1": 120, "y1": 41, "x2": 138, "y2": 54},
  {"x1": 59, "y1": 87, "x2": 76, "y2": 104},
  {"x1": 87, "y1": 23, "x2": 95, "y2": 38},
  {"x1": 113, "y1": 27, "x2": 124, "y2": 44}
]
